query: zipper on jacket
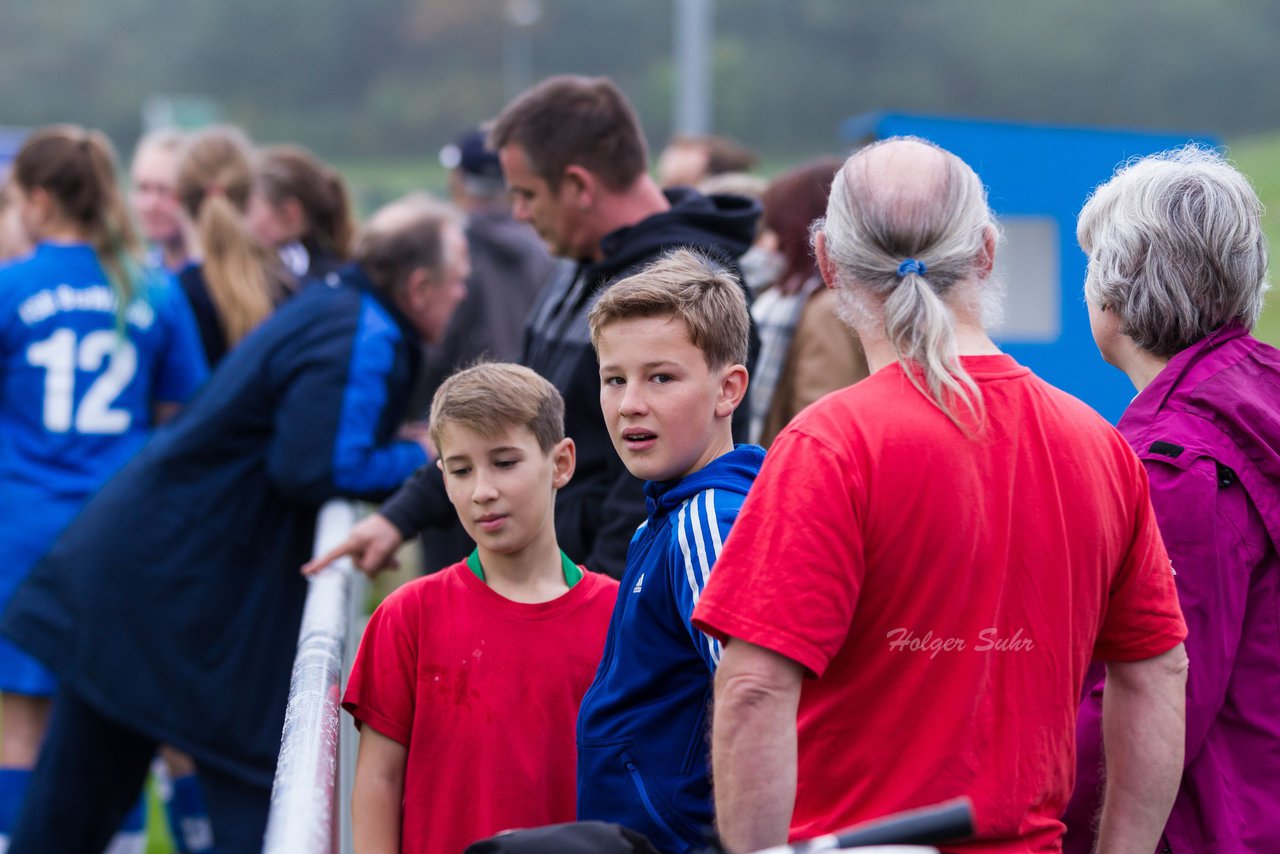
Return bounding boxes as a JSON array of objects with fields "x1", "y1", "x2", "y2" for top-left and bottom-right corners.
[
  {"x1": 622, "y1": 753, "x2": 686, "y2": 849},
  {"x1": 577, "y1": 521, "x2": 663, "y2": 740}
]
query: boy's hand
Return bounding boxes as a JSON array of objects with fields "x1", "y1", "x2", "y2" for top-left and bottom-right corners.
[{"x1": 302, "y1": 513, "x2": 405, "y2": 578}]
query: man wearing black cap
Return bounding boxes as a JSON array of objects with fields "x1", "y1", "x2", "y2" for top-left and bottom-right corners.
[
  {"x1": 420, "y1": 128, "x2": 554, "y2": 403},
  {"x1": 408, "y1": 128, "x2": 556, "y2": 570}
]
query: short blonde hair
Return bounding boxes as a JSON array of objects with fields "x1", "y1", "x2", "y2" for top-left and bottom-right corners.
[
  {"x1": 588, "y1": 248, "x2": 749, "y2": 368},
  {"x1": 430, "y1": 362, "x2": 565, "y2": 454}
]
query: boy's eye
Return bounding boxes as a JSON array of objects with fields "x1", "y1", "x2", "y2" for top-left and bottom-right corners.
[
  {"x1": 652, "y1": 374, "x2": 673, "y2": 384},
  {"x1": 495, "y1": 458, "x2": 519, "y2": 469},
  {"x1": 448, "y1": 466, "x2": 472, "y2": 477},
  {"x1": 603, "y1": 376, "x2": 625, "y2": 387}
]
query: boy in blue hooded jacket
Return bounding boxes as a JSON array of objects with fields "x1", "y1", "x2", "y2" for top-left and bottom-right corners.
[{"x1": 579, "y1": 248, "x2": 765, "y2": 853}]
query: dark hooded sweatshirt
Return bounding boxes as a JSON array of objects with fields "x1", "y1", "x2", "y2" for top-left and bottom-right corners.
[{"x1": 380, "y1": 188, "x2": 761, "y2": 578}]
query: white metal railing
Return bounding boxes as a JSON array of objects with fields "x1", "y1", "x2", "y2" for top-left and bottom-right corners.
[{"x1": 262, "y1": 499, "x2": 365, "y2": 854}]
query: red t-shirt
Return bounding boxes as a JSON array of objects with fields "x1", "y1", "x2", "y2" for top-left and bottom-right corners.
[
  {"x1": 344, "y1": 561, "x2": 618, "y2": 854},
  {"x1": 693, "y1": 356, "x2": 1187, "y2": 853}
]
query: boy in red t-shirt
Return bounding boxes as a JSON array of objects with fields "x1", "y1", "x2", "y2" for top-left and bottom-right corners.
[{"x1": 338, "y1": 363, "x2": 619, "y2": 854}]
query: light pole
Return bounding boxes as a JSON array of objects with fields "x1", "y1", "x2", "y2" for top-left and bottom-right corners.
[
  {"x1": 504, "y1": 0, "x2": 543, "y2": 102},
  {"x1": 673, "y1": 0, "x2": 713, "y2": 134}
]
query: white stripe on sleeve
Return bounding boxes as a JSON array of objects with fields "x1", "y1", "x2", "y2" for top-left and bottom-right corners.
[
  {"x1": 677, "y1": 503, "x2": 700, "y2": 606},
  {"x1": 687, "y1": 492, "x2": 724, "y2": 667},
  {"x1": 705, "y1": 489, "x2": 724, "y2": 556}
]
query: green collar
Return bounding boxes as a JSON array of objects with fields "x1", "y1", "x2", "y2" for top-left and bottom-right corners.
[{"x1": 466, "y1": 549, "x2": 583, "y2": 588}]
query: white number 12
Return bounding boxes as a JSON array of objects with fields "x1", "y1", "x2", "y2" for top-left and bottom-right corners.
[{"x1": 26, "y1": 329, "x2": 138, "y2": 434}]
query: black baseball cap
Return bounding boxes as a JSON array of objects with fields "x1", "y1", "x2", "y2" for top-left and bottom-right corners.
[{"x1": 440, "y1": 128, "x2": 504, "y2": 181}]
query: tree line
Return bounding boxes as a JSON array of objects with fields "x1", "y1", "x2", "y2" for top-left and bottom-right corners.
[{"x1": 4, "y1": 0, "x2": 1277, "y2": 162}]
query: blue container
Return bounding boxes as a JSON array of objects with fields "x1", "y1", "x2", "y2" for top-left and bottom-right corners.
[
  {"x1": 0, "y1": 126, "x2": 27, "y2": 167},
  {"x1": 840, "y1": 112, "x2": 1217, "y2": 423}
]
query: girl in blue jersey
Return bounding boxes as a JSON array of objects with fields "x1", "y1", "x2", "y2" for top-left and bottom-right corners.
[{"x1": 0, "y1": 125, "x2": 208, "y2": 842}]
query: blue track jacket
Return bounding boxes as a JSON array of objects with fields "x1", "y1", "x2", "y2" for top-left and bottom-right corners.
[{"x1": 577, "y1": 445, "x2": 764, "y2": 853}]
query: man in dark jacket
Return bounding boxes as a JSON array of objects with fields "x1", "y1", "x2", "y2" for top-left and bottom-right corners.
[
  {"x1": 312, "y1": 75, "x2": 761, "y2": 581},
  {"x1": 0, "y1": 194, "x2": 469, "y2": 853}
]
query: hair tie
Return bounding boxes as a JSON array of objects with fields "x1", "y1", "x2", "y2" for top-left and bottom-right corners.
[{"x1": 897, "y1": 258, "x2": 927, "y2": 278}]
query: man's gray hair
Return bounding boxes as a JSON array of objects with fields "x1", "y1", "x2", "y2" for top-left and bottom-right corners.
[
  {"x1": 1078, "y1": 145, "x2": 1269, "y2": 358},
  {"x1": 813, "y1": 136, "x2": 1000, "y2": 426},
  {"x1": 354, "y1": 192, "x2": 462, "y2": 295}
]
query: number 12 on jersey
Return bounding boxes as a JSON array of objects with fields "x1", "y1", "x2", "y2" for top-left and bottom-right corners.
[{"x1": 27, "y1": 329, "x2": 138, "y2": 434}]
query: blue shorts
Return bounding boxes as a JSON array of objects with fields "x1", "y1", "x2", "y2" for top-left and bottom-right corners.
[{"x1": 0, "y1": 635, "x2": 56, "y2": 696}]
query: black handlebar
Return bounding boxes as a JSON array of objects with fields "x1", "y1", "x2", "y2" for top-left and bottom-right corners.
[{"x1": 831, "y1": 797, "x2": 975, "y2": 848}]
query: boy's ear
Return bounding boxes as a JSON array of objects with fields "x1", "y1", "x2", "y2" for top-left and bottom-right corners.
[
  {"x1": 551, "y1": 437, "x2": 576, "y2": 490},
  {"x1": 715, "y1": 364, "x2": 749, "y2": 419}
]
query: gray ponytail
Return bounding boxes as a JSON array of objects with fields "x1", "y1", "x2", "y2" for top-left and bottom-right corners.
[{"x1": 815, "y1": 136, "x2": 999, "y2": 427}]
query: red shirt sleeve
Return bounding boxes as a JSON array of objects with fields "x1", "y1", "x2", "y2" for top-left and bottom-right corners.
[
  {"x1": 693, "y1": 429, "x2": 866, "y2": 677},
  {"x1": 1092, "y1": 458, "x2": 1188, "y2": 662},
  {"x1": 342, "y1": 581, "x2": 422, "y2": 746}
]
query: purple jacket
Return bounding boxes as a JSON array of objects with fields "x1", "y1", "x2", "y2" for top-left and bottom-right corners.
[{"x1": 1063, "y1": 323, "x2": 1280, "y2": 854}]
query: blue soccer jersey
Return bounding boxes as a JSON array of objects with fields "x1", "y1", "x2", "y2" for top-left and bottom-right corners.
[{"x1": 0, "y1": 242, "x2": 207, "y2": 693}]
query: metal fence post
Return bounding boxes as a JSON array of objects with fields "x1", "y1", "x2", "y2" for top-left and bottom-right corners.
[{"x1": 263, "y1": 499, "x2": 359, "y2": 854}]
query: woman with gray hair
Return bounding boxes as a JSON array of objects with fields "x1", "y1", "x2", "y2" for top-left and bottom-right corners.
[{"x1": 1064, "y1": 146, "x2": 1280, "y2": 854}]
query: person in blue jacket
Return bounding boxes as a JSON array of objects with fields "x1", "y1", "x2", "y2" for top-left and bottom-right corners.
[
  {"x1": 0, "y1": 192, "x2": 469, "y2": 854},
  {"x1": 0, "y1": 125, "x2": 208, "y2": 846},
  {"x1": 578, "y1": 249, "x2": 764, "y2": 853}
]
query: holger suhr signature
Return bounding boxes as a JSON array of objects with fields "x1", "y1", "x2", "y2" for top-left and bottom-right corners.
[{"x1": 886, "y1": 627, "x2": 1035, "y2": 659}]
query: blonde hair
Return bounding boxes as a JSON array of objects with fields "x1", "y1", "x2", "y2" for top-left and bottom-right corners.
[
  {"x1": 133, "y1": 128, "x2": 187, "y2": 164},
  {"x1": 588, "y1": 248, "x2": 750, "y2": 369},
  {"x1": 177, "y1": 126, "x2": 282, "y2": 347},
  {"x1": 13, "y1": 124, "x2": 151, "y2": 322},
  {"x1": 430, "y1": 362, "x2": 565, "y2": 454}
]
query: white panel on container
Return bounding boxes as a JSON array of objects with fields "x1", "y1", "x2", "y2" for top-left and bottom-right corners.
[{"x1": 990, "y1": 216, "x2": 1061, "y2": 342}]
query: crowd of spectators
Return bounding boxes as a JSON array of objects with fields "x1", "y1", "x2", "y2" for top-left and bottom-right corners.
[{"x1": 0, "y1": 73, "x2": 1275, "y2": 854}]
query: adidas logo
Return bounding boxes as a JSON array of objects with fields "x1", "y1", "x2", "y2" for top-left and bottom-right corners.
[{"x1": 632, "y1": 573, "x2": 644, "y2": 594}]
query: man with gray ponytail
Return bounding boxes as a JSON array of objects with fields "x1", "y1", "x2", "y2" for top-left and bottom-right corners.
[{"x1": 693, "y1": 138, "x2": 1189, "y2": 853}]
